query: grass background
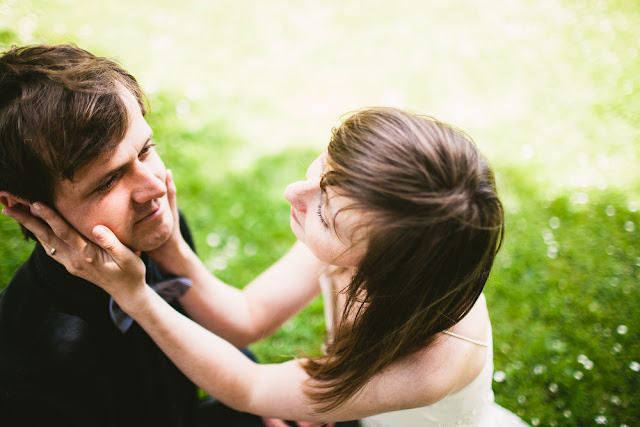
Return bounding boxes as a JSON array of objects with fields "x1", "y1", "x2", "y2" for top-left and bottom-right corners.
[{"x1": 0, "y1": 0, "x2": 639, "y2": 425}]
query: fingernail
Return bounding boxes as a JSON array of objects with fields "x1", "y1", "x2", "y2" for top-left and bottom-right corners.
[{"x1": 32, "y1": 203, "x2": 42, "y2": 211}]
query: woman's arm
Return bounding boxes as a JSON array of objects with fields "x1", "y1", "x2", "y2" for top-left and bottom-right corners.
[
  {"x1": 152, "y1": 171, "x2": 325, "y2": 347},
  {"x1": 3, "y1": 201, "x2": 464, "y2": 422},
  {"x1": 84, "y1": 248, "x2": 458, "y2": 422},
  {"x1": 171, "y1": 239, "x2": 324, "y2": 347}
]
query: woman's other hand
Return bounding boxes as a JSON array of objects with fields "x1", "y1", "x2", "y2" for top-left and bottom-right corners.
[
  {"x1": 147, "y1": 169, "x2": 194, "y2": 276},
  {"x1": 2, "y1": 201, "x2": 146, "y2": 300}
]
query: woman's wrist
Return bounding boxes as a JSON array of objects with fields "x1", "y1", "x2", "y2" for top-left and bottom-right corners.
[
  {"x1": 171, "y1": 240, "x2": 201, "y2": 276},
  {"x1": 149, "y1": 237, "x2": 198, "y2": 277},
  {"x1": 114, "y1": 281, "x2": 155, "y2": 316}
]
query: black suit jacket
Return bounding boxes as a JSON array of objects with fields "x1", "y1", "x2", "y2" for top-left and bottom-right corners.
[{"x1": 0, "y1": 215, "x2": 199, "y2": 427}]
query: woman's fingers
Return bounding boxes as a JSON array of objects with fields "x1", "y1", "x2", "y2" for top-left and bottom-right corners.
[
  {"x1": 2, "y1": 205, "x2": 65, "y2": 252},
  {"x1": 92, "y1": 225, "x2": 138, "y2": 267},
  {"x1": 31, "y1": 202, "x2": 88, "y2": 250},
  {"x1": 165, "y1": 169, "x2": 180, "y2": 219}
]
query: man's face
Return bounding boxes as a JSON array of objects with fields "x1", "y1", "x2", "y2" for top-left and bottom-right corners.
[{"x1": 53, "y1": 89, "x2": 174, "y2": 252}]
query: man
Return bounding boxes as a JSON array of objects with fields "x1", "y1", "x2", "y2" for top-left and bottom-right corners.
[{"x1": 0, "y1": 44, "x2": 263, "y2": 426}]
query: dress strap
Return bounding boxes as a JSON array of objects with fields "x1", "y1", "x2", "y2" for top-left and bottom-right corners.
[{"x1": 442, "y1": 330, "x2": 489, "y2": 347}]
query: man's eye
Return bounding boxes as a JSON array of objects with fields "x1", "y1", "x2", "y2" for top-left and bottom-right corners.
[{"x1": 97, "y1": 176, "x2": 118, "y2": 193}]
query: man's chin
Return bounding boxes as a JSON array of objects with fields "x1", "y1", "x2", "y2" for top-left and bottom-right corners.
[{"x1": 125, "y1": 222, "x2": 173, "y2": 253}]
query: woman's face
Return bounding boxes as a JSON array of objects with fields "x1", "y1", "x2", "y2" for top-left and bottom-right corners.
[{"x1": 284, "y1": 153, "x2": 367, "y2": 267}]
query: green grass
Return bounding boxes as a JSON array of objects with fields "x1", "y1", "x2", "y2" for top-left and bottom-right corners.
[{"x1": 1, "y1": 0, "x2": 639, "y2": 425}]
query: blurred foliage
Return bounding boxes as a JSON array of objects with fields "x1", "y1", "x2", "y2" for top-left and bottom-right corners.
[{"x1": 1, "y1": 0, "x2": 639, "y2": 425}]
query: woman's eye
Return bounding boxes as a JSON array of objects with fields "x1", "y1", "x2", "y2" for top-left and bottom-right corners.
[
  {"x1": 317, "y1": 204, "x2": 329, "y2": 229},
  {"x1": 140, "y1": 142, "x2": 157, "y2": 157}
]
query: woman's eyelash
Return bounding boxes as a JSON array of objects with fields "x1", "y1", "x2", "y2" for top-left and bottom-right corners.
[
  {"x1": 140, "y1": 142, "x2": 157, "y2": 156},
  {"x1": 317, "y1": 204, "x2": 329, "y2": 228}
]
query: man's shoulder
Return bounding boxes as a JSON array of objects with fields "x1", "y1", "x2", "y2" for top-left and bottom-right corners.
[{"x1": 0, "y1": 249, "x2": 99, "y2": 371}]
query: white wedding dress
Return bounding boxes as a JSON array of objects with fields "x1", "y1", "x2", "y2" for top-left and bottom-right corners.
[{"x1": 319, "y1": 275, "x2": 529, "y2": 427}]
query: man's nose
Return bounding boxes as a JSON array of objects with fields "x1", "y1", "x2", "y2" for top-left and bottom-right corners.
[
  {"x1": 284, "y1": 180, "x2": 317, "y2": 213},
  {"x1": 131, "y1": 163, "x2": 166, "y2": 204}
]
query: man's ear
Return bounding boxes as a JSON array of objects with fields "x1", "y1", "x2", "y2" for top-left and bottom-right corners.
[{"x1": 0, "y1": 191, "x2": 31, "y2": 211}]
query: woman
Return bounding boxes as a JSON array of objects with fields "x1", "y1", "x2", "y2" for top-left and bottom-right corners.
[{"x1": 7, "y1": 107, "x2": 528, "y2": 426}]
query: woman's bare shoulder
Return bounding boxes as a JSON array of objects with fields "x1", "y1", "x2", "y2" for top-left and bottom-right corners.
[{"x1": 412, "y1": 297, "x2": 491, "y2": 397}]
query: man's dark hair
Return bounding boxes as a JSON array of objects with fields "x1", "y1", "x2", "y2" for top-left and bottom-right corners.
[{"x1": 0, "y1": 44, "x2": 148, "y2": 238}]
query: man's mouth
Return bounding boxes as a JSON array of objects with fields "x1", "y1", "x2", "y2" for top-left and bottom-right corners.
[{"x1": 136, "y1": 200, "x2": 164, "y2": 224}]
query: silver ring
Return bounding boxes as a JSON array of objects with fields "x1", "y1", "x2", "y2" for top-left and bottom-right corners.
[{"x1": 50, "y1": 247, "x2": 56, "y2": 256}]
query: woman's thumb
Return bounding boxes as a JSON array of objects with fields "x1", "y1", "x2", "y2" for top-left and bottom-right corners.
[{"x1": 92, "y1": 225, "x2": 133, "y2": 264}]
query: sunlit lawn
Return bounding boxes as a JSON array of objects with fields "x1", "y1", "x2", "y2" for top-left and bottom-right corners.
[{"x1": 1, "y1": 0, "x2": 639, "y2": 425}]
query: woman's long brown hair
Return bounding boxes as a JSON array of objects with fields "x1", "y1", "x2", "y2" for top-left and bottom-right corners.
[{"x1": 302, "y1": 107, "x2": 505, "y2": 413}]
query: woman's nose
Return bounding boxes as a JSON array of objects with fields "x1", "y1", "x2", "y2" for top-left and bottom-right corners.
[{"x1": 284, "y1": 180, "x2": 317, "y2": 212}]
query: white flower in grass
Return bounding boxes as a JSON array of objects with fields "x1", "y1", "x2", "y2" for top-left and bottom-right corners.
[
  {"x1": 212, "y1": 257, "x2": 227, "y2": 271},
  {"x1": 577, "y1": 354, "x2": 594, "y2": 370},
  {"x1": 573, "y1": 371, "x2": 583, "y2": 380},
  {"x1": 549, "y1": 217, "x2": 560, "y2": 229},
  {"x1": 611, "y1": 343, "x2": 622, "y2": 354},
  {"x1": 548, "y1": 383, "x2": 558, "y2": 393},
  {"x1": 533, "y1": 364, "x2": 546, "y2": 375},
  {"x1": 206, "y1": 232, "x2": 221, "y2": 248},
  {"x1": 243, "y1": 243, "x2": 257, "y2": 256},
  {"x1": 624, "y1": 221, "x2": 635, "y2": 232},
  {"x1": 609, "y1": 395, "x2": 621, "y2": 406},
  {"x1": 563, "y1": 410, "x2": 572, "y2": 418},
  {"x1": 223, "y1": 236, "x2": 240, "y2": 257},
  {"x1": 230, "y1": 204, "x2": 243, "y2": 218},
  {"x1": 493, "y1": 371, "x2": 506, "y2": 383},
  {"x1": 531, "y1": 418, "x2": 539, "y2": 426},
  {"x1": 595, "y1": 415, "x2": 607, "y2": 424},
  {"x1": 176, "y1": 100, "x2": 190, "y2": 119},
  {"x1": 571, "y1": 192, "x2": 589, "y2": 205},
  {"x1": 617, "y1": 325, "x2": 628, "y2": 334},
  {"x1": 630, "y1": 361, "x2": 640, "y2": 372},
  {"x1": 605, "y1": 205, "x2": 615, "y2": 216}
]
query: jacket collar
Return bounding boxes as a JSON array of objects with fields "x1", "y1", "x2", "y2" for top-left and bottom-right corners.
[{"x1": 31, "y1": 244, "x2": 157, "y2": 325}]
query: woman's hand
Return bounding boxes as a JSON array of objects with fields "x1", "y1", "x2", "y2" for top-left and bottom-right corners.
[
  {"x1": 2, "y1": 201, "x2": 146, "y2": 301},
  {"x1": 146, "y1": 169, "x2": 194, "y2": 276}
]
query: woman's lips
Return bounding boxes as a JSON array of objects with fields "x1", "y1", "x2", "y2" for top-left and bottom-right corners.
[{"x1": 291, "y1": 207, "x2": 301, "y2": 226}]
